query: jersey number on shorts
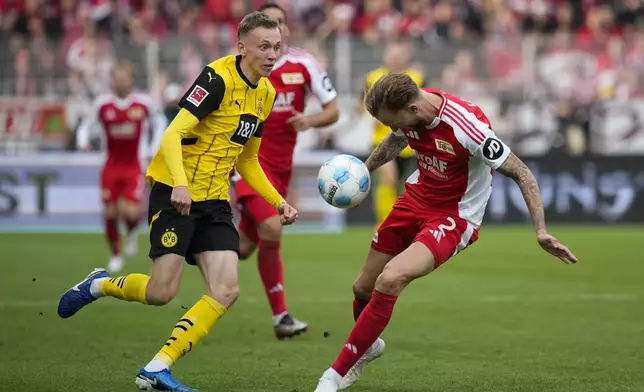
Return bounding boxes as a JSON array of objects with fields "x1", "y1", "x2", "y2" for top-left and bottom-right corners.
[
  {"x1": 230, "y1": 114, "x2": 258, "y2": 145},
  {"x1": 429, "y1": 217, "x2": 456, "y2": 243}
]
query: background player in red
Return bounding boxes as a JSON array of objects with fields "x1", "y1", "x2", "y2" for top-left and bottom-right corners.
[
  {"x1": 77, "y1": 61, "x2": 167, "y2": 273},
  {"x1": 314, "y1": 73, "x2": 579, "y2": 391},
  {"x1": 233, "y1": 3, "x2": 339, "y2": 339}
]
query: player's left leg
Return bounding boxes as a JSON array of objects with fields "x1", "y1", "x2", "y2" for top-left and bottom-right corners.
[
  {"x1": 243, "y1": 194, "x2": 308, "y2": 339},
  {"x1": 315, "y1": 243, "x2": 436, "y2": 392}
]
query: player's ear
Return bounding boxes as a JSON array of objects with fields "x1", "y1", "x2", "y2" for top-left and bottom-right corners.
[
  {"x1": 408, "y1": 104, "x2": 419, "y2": 114},
  {"x1": 238, "y1": 40, "x2": 246, "y2": 56}
]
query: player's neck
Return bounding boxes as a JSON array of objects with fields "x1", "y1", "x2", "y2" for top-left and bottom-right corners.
[
  {"x1": 238, "y1": 58, "x2": 261, "y2": 86},
  {"x1": 418, "y1": 90, "x2": 441, "y2": 125}
]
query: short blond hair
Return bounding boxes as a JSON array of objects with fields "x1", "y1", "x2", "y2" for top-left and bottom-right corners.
[{"x1": 364, "y1": 73, "x2": 420, "y2": 117}]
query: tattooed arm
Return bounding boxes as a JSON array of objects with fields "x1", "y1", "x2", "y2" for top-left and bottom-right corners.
[
  {"x1": 364, "y1": 131, "x2": 409, "y2": 173},
  {"x1": 496, "y1": 153, "x2": 578, "y2": 264},
  {"x1": 495, "y1": 153, "x2": 546, "y2": 234}
]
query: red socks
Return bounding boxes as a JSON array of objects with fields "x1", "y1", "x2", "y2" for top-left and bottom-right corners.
[
  {"x1": 257, "y1": 240, "x2": 287, "y2": 316},
  {"x1": 333, "y1": 290, "x2": 398, "y2": 376},
  {"x1": 353, "y1": 297, "x2": 370, "y2": 321},
  {"x1": 105, "y1": 217, "x2": 120, "y2": 256}
]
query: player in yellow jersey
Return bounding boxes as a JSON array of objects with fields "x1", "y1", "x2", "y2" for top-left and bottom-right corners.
[
  {"x1": 360, "y1": 39, "x2": 424, "y2": 227},
  {"x1": 57, "y1": 12, "x2": 297, "y2": 391}
]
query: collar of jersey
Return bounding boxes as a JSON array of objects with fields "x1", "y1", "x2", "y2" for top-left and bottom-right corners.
[{"x1": 235, "y1": 55, "x2": 258, "y2": 89}]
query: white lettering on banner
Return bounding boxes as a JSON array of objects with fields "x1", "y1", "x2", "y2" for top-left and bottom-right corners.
[
  {"x1": 417, "y1": 153, "x2": 448, "y2": 179},
  {"x1": 0, "y1": 152, "x2": 346, "y2": 233},
  {"x1": 272, "y1": 92, "x2": 296, "y2": 112},
  {"x1": 487, "y1": 162, "x2": 644, "y2": 222}
]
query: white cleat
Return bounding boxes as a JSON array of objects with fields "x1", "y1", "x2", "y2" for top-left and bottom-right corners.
[
  {"x1": 339, "y1": 338, "x2": 386, "y2": 390},
  {"x1": 314, "y1": 369, "x2": 342, "y2": 392},
  {"x1": 107, "y1": 255, "x2": 124, "y2": 273},
  {"x1": 124, "y1": 230, "x2": 138, "y2": 258}
]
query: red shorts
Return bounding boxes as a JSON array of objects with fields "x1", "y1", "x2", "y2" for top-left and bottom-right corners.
[
  {"x1": 235, "y1": 172, "x2": 289, "y2": 243},
  {"x1": 371, "y1": 200, "x2": 480, "y2": 268},
  {"x1": 101, "y1": 165, "x2": 144, "y2": 204}
]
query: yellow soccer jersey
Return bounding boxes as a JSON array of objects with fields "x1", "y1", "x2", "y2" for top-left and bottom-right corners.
[
  {"x1": 147, "y1": 55, "x2": 282, "y2": 205},
  {"x1": 364, "y1": 67, "x2": 424, "y2": 158}
]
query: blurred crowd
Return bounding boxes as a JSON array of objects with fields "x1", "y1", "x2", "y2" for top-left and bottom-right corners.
[{"x1": 1, "y1": 0, "x2": 644, "y2": 155}]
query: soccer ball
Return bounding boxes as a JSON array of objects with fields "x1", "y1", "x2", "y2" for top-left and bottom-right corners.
[{"x1": 318, "y1": 154, "x2": 371, "y2": 208}]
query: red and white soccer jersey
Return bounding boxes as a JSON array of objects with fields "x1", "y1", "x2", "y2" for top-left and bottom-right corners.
[
  {"x1": 76, "y1": 91, "x2": 167, "y2": 203},
  {"x1": 372, "y1": 88, "x2": 511, "y2": 266}
]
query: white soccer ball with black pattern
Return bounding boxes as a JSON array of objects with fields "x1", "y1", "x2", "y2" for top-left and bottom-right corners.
[{"x1": 317, "y1": 154, "x2": 371, "y2": 209}]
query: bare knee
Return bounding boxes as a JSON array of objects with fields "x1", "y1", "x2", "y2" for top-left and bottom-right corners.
[
  {"x1": 208, "y1": 284, "x2": 240, "y2": 309},
  {"x1": 238, "y1": 234, "x2": 257, "y2": 260},
  {"x1": 104, "y1": 203, "x2": 117, "y2": 219},
  {"x1": 257, "y1": 216, "x2": 282, "y2": 242},
  {"x1": 375, "y1": 264, "x2": 412, "y2": 296},
  {"x1": 146, "y1": 279, "x2": 179, "y2": 306},
  {"x1": 352, "y1": 278, "x2": 374, "y2": 300}
]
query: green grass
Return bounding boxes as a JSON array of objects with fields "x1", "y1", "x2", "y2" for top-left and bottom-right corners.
[{"x1": 1, "y1": 226, "x2": 643, "y2": 392}]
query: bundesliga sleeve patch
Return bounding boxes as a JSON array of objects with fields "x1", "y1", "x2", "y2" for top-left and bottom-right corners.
[{"x1": 186, "y1": 85, "x2": 209, "y2": 107}]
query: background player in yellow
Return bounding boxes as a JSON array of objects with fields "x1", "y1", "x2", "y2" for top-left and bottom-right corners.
[
  {"x1": 57, "y1": 12, "x2": 297, "y2": 392},
  {"x1": 360, "y1": 39, "x2": 424, "y2": 227}
]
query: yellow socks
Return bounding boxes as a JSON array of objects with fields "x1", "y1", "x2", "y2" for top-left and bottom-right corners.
[
  {"x1": 99, "y1": 274, "x2": 150, "y2": 304},
  {"x1": 374, "y1": 184, "x2": 397, "y2": 224},
  {"x1": 153, "y1": 295, "x2": 227, "y2": 367}
]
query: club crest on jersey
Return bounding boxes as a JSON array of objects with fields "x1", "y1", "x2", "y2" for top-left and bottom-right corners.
[
  {"x1": 281, "y1": 72, "x2": 305, "y2": 85},
  {"x1": 128, "y1": 106, "x2": 144, "y2": 121},
  {"x1": 435, "y1": 139, "x2": 455, "y2": 155},
  {"x1": 187, "y1": 85, "x2": 209, "y2": 107}
]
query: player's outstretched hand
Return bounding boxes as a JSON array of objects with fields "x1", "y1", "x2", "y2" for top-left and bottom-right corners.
[
  {"x1": 278, "y1": 202, "x2": 298, "y2": 225},
  {"x1": 286, "y1": 110, "x2": 311, "y2": 132},
  {"x1": 537, "y1": 232, "x2": 578, "y2": 264},
  {"x1": 171, "y1": 186, "x2": 192, "y2": 216}
]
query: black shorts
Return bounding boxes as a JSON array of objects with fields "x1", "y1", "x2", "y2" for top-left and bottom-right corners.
[{"x1": 148, "y1": 183, "x2": 239, "y2": 265}]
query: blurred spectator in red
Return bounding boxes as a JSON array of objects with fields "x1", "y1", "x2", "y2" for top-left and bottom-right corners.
[{"x1": 354, "y1": 0, "x2": 399, "y2": 44}]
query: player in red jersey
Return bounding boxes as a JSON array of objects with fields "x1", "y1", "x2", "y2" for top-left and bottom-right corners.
[
  {"x1": 232, "y1": 3, "x2": 339, "y2": 339},
  {"x1": 314, "y1": 73, "x2": 579, "y2": 391},
  {"x1": 77, "y1": 61, "x2": 166, "y2": 273}
]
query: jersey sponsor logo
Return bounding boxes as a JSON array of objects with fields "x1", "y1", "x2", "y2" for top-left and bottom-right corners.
[
  {"x1": 273, "y1": 91, "x2": 296, "y2": 112},
  {"x1": 482, "y1": 138, "x2": 504, "y2": 160},
  {"x1": 230, "y1": 114, "x2": 258, "y2": 145},
  {"x1": 435, "y1": 139, "x2": 455, "y2": 155},
  {"x1": 161, "y1": 229, "x2": 178, "y2": 248},
  {"x1": 281, "y1": 72, "x2": 305, "y2": 85},
  {"x1": 128, "y1": 106, "x2": 144, "y2": 121},
  {"x1": 207, "y1": 71, "x2": 216, "y2": 83},
  {"x1": 418, "y1": 153, "x2": 448, "y2": 179},
  {"x1": 428, "y1": 217, "x2": 456, "y2": 243},
  {"x1": 110, "y1": 122, "x2": 137, "y2": 138},
  {"x1": 186, "y1": 85, "x2": 209, "y2": 107}
]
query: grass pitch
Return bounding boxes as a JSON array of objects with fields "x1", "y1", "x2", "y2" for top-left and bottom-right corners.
[{"x1": 1, "y1": 226, "x2": 643, "y2": 392}]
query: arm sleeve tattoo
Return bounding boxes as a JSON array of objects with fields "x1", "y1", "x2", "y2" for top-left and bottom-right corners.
[
  {"x1": 364, "y1": 131, "x2": 409, "y2": 173},
  {"x1": 496, "y1": 153, "x2": 546, "y2": 233}
]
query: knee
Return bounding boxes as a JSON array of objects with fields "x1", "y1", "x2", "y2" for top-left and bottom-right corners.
[
  {"x1": 145, "y1": 283, "x2": 179, "y2": 306},
  {"x1": 352, "y1": 279, "x2": 373, "y2": 299},
  {"x1": 375, "y1": 265, "x2": 411, "y2": 296},
  {"x1": 238, "y1": 240, "x2": 256, "y2": 261},
  {"x1": 209, "y1": 284, "x2": 240, "y2": 309},
  {"x1": 257, "y1": 217, "x2": 282, "y2": 242}
]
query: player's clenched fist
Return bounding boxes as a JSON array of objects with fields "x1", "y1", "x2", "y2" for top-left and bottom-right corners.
[
  {"x1": 171, "y1": 186, "x2": 192, "y2": 216},
  {"x1": 278, "y1": 202, "x2": 298, "y2": 225}
]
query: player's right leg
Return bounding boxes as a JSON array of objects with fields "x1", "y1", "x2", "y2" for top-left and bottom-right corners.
[
  {"x1": 58, "y1": 183, "x2": 191, "y2": 319},
  {"x1": 316, "y1": 243, "x2": 436, "y2": 392},
  {"x1": 120, "y1": 174, "x2": 145, "y2": 259},
  {"x1": 101, "y1": 167, "x2": 123, "y2": 271}
]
